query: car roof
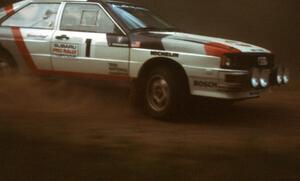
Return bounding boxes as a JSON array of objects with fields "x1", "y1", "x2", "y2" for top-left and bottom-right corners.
[
  {"x1": 23, "y1": 0, "x2": 135, "y2": 7},
  {"x1": 31, "y1": 0, "x2": 100, "y2": 2},
  {"x1": 106, "y1": 1, "x2": 134, "y2": 5},
  {"x1": 31, "y1": 0, "x2": 129, "y2": 4}
]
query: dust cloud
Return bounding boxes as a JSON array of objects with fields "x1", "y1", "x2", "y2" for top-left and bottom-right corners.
[{"x1": 0, "y1": 74, "x2": 133, "y2": 116}]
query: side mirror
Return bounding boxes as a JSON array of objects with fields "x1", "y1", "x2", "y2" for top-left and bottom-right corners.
[{"x1": 107, "y1": 33, "x2": 129, "y2": 47}]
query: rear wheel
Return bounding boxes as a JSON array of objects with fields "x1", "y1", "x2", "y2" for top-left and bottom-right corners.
[
  {"x1": 142, "y1": 67, "x2": 188, "y2": 119},
  {"x1": 0, "y1": 51, "x2": 17, "y2": 77}
]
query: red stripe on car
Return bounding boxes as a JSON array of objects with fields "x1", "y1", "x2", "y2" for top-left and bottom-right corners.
[
  {"x1": 204, "y1": 42, "x2": 240, "y2": 57},
  {"x1": 4, "y1": 5, "x2": 14, "y2": 16},
  {"x1": 11, "y1": 27, "x2": 39, "y2": 72}
]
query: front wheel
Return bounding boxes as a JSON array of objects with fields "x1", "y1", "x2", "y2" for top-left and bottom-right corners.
[{"x1": 142, "y1": 67, "x2": 188, "y2": 119}]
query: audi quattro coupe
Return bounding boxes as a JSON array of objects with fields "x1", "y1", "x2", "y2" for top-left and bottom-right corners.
[{"x1": 0, "y1": 0, "x2": 289, "y2": 118}]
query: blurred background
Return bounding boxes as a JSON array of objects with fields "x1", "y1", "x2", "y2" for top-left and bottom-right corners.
[{"x1": 1, "y1": 0, "x2": 299, "y2": 86}]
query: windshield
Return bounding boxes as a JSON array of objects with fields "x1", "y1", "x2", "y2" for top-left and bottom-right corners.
[{"x1": 109, "y1": 3, "x2": 175, "y2": 31}]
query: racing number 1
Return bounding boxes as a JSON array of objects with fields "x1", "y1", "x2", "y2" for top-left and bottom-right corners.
[{"x1": 85, "y1": 39, "x2": 92, "y2": 57}]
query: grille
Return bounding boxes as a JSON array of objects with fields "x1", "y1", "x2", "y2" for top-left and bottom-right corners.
[{"x1": 223, "y1": 53, "x2": 275, "y2": 70}]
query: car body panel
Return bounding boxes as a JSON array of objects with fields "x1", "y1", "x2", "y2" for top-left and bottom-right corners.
[
  {"x1": 51, "y1": 30, "x2": 130, "y2": 76},
  {"x1": 130, "y1": 31, "x2": 270, "y2": 54},
  {"x1": 0, "y1": 0, "x2": 287, "y2": 100}
]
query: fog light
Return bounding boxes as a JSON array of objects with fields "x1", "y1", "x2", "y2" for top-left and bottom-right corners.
[
  {"x1": 259, "y1": 78, "x2": 269, "y2": 88},
  {"x1": 276, "y1": 67, "x2": 284, "y2": 85},
  {"x1": 259, "y1": 70, "x2": 270, "y2": 88},
  {"x1": 251, "y1": 68, "x2": 260, "y2": 88},
  {"x1": 251, "y1": 78, "x2": 259, "y2": 88},
  {"x1": 282, "y1": 68, "x2": 290, "y2": 84}
]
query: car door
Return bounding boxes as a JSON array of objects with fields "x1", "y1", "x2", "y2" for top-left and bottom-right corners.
[
  {"x1": 0, "y1": 2, "x2": 60, "y2": 72},
  {"x1": 51, "y1": 2, "x2": 130, "y2": 79}
]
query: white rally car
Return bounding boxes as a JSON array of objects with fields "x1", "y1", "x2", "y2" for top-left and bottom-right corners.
[{"x1": 0, "y1": 0, "x2": 289, "y2": 118}]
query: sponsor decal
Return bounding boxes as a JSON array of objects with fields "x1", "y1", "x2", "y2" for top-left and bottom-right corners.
[
  {"x1": 150, "y1": 51, "x2": 179, "y2": 58},
  {"x1": 108, "y1": 63, "x2": 128, "y2": 76},
  {"x1": 52, "y1": 43, "x2": 79, "y2": 57},
  {"x1": 131, "y1": 41, "x2": 141, "y2": 48},
  {"x1": 194, "y1": 80, "x2": 218, "y2": 88},
  {"x1": 10, "y1": 27, "x2": 129, "y2": 80},
  {"x1": 257, "y1": 57, "x2": 268, "y2": 66},
  {"x1": 27, "y1": 34, "x2": 48, "y2": 40}
]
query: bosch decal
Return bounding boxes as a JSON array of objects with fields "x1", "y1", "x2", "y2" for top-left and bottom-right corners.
[{"x1": 194, "y1": 80, "x2": 218, "y2": 88}]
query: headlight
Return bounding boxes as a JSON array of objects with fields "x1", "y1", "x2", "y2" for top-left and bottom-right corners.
[
  {"x1": 282, "y1": 67, "x2": 290, "y2": 84},
  {"x1": 221, "y1": 56, "x2": 232, "y2": 68},
  {"x1": 251, "y1": 68, "x2": 260, "y2": 88}
]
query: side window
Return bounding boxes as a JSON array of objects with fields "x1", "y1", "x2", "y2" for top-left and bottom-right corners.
[
  {"x1": 1, "y1": 3, "x2": 60, "y2": 29},
  {"x1": 60, "y1": 3, "x2": 120, "y2": 34}
]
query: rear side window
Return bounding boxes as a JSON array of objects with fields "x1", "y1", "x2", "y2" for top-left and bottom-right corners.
[
  {"x1": 1, "y1": 3, "x2": 60, "y2": 29},
  {"x1": 60, "y1": 3, "x2": 120, "y2": 34},
  {"x1": 0, "y1": 1, "x2": 31, "y2": 20},
  {"x1": 0, "y1": 8, "x2": 6, "y2": 20}
]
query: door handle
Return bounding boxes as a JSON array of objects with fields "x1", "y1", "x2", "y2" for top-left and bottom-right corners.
[{"x1": 55, "y1": 34, "x2": 69, "y2": 40}]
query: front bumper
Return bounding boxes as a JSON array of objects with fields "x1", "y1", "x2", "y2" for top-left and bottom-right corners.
[{"x1": 188, "y1": 67, "x2": 288, "y2": 100}]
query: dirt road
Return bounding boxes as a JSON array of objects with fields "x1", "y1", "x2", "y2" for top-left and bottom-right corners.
[{"x1": 0, "y1": 76, "x2": 299, "y2": 181}]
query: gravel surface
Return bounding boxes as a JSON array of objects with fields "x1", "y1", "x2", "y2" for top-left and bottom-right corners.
[{"x1": 0, "y1": 76, "x2": 299, "y2": 181}]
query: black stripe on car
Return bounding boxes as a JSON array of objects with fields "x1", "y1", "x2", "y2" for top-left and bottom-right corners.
[{"x1": 130, "y1": 32, "x2": 168, "y2": 50}]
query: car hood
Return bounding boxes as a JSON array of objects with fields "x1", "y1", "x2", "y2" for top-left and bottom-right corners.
[{"x1": 130, "y1": 31, "x2": 271, "y2": 56}]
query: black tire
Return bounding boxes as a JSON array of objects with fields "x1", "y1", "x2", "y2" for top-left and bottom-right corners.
[
  {"x1": 0, "y1": 50, "x2": 18, "y2": 77},
  {"x1": 142, "y1": 66, "x2": 188, "y2": 119}
]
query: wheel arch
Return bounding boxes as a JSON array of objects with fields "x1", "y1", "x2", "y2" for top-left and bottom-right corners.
[
  {"x1": 137, "y1": 57, "x2": 190, "y2": 93},
  {"x1": 0, "y1": 44, "x2": 18, "y2": 67}
]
